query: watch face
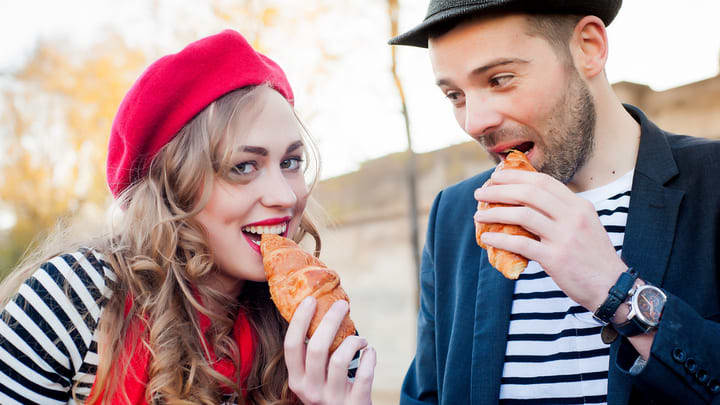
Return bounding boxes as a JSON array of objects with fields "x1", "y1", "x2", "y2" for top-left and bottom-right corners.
[{"x1": 636, "y1": 286, "x2": 666, "y2": 326}]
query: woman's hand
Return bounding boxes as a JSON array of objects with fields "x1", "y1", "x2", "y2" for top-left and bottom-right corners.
[{"x1": 284, "y1": 297, "x2": 376, "y2": 405}]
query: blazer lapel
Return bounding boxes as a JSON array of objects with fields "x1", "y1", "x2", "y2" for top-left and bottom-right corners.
[
  {"x1": 608, "y1": 105, "x2": 685, "y2": 404},
  {"x1": 470, "y1": 261, "x2": 515, "y2": 405}
]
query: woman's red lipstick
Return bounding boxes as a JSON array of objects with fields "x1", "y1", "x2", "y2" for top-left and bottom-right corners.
[
  {"x1": 242, "y1": 216, "x2": 292, "y2": 255},
  {"x1": 244, "y1": 216, "x2": 291, "y2": 227}
]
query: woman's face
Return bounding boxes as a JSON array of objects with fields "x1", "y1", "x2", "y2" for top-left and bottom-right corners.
[{"x1": 196, "y1": 88, "x2": 309, "y2": 296}]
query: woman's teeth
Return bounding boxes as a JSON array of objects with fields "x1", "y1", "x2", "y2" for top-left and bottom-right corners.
[{"x1": 242, "y1": 223, "x2": 287, "y2": 245}]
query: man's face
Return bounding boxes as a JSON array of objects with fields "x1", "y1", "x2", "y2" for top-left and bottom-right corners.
[{"x1": 428, "y1": 14, "x2": 596, "y2": 184}]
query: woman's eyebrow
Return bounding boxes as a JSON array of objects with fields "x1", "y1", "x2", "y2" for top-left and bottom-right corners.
[
  {"x1": 240, "y1": 141, "x2": 303, "y2": 156},
  {"x1": 242, "y1": 146, "x2": 268, "y2": 156},
  {"x1": 286, "y1": 141, "x2": 304, "y2": 154}
]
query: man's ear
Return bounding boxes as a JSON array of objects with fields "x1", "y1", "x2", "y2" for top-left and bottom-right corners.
[{"x1": 571, "y1": 15, "x2": 608, "y2": 79}]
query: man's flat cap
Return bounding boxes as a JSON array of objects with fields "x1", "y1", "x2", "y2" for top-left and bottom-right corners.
[{"x1": 389, "y1": 0, "x2": 622, "y2": 48}]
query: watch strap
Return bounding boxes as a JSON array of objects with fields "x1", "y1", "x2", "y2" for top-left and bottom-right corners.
[
  {"x1": 593, "y1": 267, "x2": 638, "y2": 324},
  {"x1": 614, "y1": 316, "x2": 650, "y2": 337}
]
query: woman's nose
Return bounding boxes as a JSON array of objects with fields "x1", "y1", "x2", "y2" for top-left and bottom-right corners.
[{"x1": 260, "y1": 170, "x2": 298, "y2": 208}]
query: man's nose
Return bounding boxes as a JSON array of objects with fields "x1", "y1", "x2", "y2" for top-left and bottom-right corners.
[{"x1": 462, "y1": 98, "x2": 503, "y2": 139}]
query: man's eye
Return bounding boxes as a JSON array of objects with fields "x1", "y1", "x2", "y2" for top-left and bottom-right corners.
[
  {"x1": 232, "y1": 162, "x2": 257, "y2": 175},
  {"x1": 281, "y1": 157, "x2": 303, "y2": 170},
  {"x1": 445, "y1": 91, "x2": 465, "y2": 105},
  {"x1": 490, "y1": 75, "x2": 514, "y2": 88}
]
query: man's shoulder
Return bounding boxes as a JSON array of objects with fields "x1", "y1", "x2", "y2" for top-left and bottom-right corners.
[
  {"x1": 665, "y1": 132, "x2": 720, "y2": 171},
  {"x1": 666, "y1": 132, "x2": 720, "y2": 154},
  {"x1": 425, "y1": 168, "x2": 494, "y2": 227},
  {"x1": 440, "y1": 168, "x2": 494, "y2": 201}
]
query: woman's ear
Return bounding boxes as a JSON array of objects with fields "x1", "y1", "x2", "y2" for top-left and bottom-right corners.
[{"x1": 570, "y1": 15, "x2": 609, "y2": 79}]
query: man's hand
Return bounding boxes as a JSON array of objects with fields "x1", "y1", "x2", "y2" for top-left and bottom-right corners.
[{"x1": 473, "y1": 168, "x2": 627, "y2": 312}]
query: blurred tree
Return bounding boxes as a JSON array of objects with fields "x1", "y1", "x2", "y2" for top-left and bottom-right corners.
[
  {"x1": 387, "y1": 0, "x2": 421, "y2": 309},
  {"x1": 207, "y1": 0, "x2": 341, "y2": 123},
  {"x1": 0, "y1": 0, "x2": 353, "y2": 278},
  {"x1": 0, "y1": 35, "x2": 147, "y2": 277}
]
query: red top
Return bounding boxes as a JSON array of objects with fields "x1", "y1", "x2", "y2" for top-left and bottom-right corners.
[{"x1": 88, "y1": 295, "x2": 255, "y2": 404}]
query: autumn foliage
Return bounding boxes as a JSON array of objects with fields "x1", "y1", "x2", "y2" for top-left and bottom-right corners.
[{"x1": 0, "y1": 35, "x2": 147, "y2": 276}]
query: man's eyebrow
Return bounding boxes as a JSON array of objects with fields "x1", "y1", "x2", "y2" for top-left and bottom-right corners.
[
  {"x1": 286, "y1": 141, "x2": 304, "y2": 154},
  {"x1": 435, "y1": 58, "x2": 530, "y2": 86},
  {"x1": 471, "y1": 58, "x2": 530, "y2": 76}
]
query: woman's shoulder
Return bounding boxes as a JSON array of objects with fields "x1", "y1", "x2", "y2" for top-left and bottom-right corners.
[
  {"x1": 0, "y1": 249, "x2": 117, "y2": 399},
  {"x1": 36, "y1": 248, "x2": 117, "y2": 295},
  {"x1": 16, "y1": 248, "x2": 118, "y2": 317}
]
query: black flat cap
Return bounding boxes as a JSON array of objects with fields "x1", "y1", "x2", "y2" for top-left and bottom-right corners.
[{"x1": 389, "y1": 0, "x2": 622, "y2": 48}]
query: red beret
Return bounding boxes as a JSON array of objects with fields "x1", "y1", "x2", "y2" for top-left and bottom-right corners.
[{"x1": 106, "y1": 29, "x2": 294, "y2": 198}]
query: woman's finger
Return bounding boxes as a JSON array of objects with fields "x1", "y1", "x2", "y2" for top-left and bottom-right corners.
[
  {"x1": 325, "y1": 335, "x2": 368, "y2": 396},
  {"x1": 304, "y1": 300, "x2": 349, "y2": 386},
  {"x1": 349, "y1": 346, "x2": 376, "y2": 404},
  {"x1": 284, "y1": 296, "x2": 316, "y2": 381}
]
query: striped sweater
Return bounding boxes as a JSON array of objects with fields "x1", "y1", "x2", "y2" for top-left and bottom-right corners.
[
  {"x1": 0, "y1": 249, "x2": 359, "y2": 404},
  {"x1": 499, "y1": 170, "x2": 633, "y2": 404},
  {"x1": 0, "y1": 250, "x2": 112, "y2": 404}
]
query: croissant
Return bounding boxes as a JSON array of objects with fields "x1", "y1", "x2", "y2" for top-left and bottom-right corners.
[
  {"x1": 475, "y1": 150, "x2": 540, "y2": 279},
  {"x1": 261, "y1": 234, "x2": 356, "y2": 353}
]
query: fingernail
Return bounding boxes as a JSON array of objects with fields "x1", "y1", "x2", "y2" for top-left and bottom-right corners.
[
  {"x1": 480, "y1": 233, "x2": 492, "y2": 244},
  {"x1": 302, "y1": 296, "x2": 316, "y2": 306},
  {"x1": 474, "y1": 211, "x2": 482, "y2": 222},
  {"x1": 334, "y1": 300, "x2": 348, "y2": 311}
]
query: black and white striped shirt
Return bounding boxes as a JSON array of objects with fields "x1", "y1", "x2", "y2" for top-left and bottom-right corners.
[
  {"x1": 0, "y1": 249, "x2": 360, "y2": 404},
  {"x1": 499, "y1": 170, "x2": 633, "y2": 404},
  {"x1": 0, "y1": 249, "x2": 113, "y2": 404}
]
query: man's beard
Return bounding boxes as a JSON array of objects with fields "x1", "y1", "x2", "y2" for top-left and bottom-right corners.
[
  {"x1": 539, "y1": 70, "x2": 597, "y2": 184},
  {"x1": 481, "y1": 69, "x2": 597, "y2": 184}
]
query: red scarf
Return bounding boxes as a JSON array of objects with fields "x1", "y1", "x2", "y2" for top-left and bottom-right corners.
[{"x1": 88, "y1": 296, "x2": 255, "y2": 404}]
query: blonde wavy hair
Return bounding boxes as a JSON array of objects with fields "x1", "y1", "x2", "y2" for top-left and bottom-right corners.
[{"x1": 0, "y1": 84, "x2": 320, "y2": 404}]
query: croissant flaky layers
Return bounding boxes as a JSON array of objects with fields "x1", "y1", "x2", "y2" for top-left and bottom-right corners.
[
  {"x1": 475, "y1": 150, "x2": 540, "y2": 280},
  {"x1": 260, "y1": 234, "x2": 356, "y2": 353}
]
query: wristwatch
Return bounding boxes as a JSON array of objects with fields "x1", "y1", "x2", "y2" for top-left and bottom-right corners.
[
  {"x1": 593, "y1": 267, "x2": 638, "y2": 325},
  {"x1": 615, "y1": 284, "x2": 667, "y2": 337}
]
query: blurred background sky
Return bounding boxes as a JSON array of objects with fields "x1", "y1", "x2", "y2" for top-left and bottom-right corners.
[
  {"x1": 1, "y1": 0, "x2": 719, "y2": 179},
  {"x1": 0, "y1": 0, "x2": 719, "y2": 268}
]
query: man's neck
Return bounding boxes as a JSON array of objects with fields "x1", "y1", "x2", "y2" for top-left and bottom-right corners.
[{"x1": 567, "y1": 92, "x2": 641, "y2": 193}]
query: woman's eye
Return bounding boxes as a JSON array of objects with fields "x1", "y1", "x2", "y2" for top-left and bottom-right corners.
[
  {"x1": 232, "y1": 161, "x2": 257, "y2": 175},
  {"x1": 280, "y1": 157, "x2": 303, "y2": 171}
]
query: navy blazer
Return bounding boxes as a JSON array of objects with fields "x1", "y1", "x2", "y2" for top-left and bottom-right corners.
[{"x1": 400, "y1": 106, "x2": 720, "y2": 404}]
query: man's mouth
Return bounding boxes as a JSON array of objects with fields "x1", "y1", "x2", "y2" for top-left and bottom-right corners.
[
  {"x1": 497, "y1": 141, "x2": 534, "y2": 159},
  {"x1": 242, "y1": 222, "x2": 289, "y2": 246}
]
